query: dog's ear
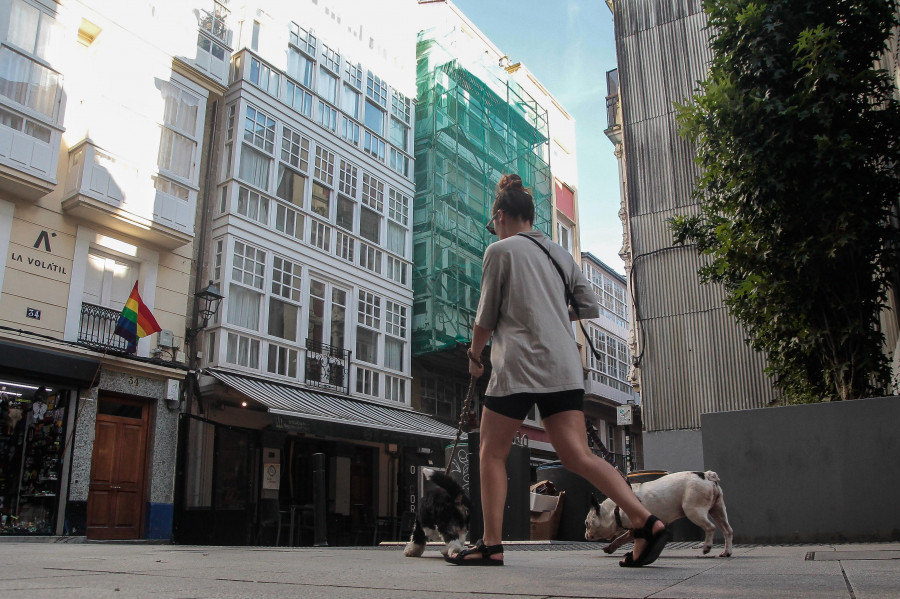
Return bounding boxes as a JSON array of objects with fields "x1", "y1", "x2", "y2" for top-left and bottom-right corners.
[{"x1": 590, "y1": 494, "x2": 602, "y2": 512}]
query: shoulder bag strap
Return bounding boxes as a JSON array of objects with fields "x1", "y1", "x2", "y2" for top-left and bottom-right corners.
[{"x1": 517, "y1": 233, "x2": 603, "y2": 361}]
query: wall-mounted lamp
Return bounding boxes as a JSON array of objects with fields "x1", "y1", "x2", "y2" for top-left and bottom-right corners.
[{"x1": 185, "y1": 281, "x2": 224, "y2": 344}]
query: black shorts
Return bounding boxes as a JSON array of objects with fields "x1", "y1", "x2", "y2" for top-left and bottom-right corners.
[{"x1": 483, "y1": 388, "x2": 584, "y2": 421}]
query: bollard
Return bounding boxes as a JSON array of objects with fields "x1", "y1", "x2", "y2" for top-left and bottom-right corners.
[{"x1": 313, "y1": 452, "x2": 328, "y2": 546}]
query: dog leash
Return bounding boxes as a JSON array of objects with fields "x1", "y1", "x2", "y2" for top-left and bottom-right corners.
[{"x1": 445, "y1": 375, "x2": 477, "y2": 476}]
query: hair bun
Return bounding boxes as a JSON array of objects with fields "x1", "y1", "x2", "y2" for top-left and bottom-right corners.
[{"x1": 498, "y1": 174, "x2": 524, "y2": 192}]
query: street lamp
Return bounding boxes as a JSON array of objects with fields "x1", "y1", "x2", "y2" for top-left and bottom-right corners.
[{"x1": 185, "y1": 281, "x2": 224, "y2": 343}]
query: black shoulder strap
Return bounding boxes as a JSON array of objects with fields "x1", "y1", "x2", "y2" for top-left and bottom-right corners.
[{"x1": 517, "y1": 233, "x2": 603, "y2": 361}]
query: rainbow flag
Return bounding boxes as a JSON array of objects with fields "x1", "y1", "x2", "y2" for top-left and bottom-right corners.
[{"x1": 114, "y1": 281, "x2": 161, "y2": 353}]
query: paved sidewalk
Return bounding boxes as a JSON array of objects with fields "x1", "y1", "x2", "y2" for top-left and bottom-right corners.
[{"x1": 1, "y1": 540, "x2": 898, "y2": 598}]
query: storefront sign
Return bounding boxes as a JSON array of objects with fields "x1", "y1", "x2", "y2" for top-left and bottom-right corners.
[
  {"x1": 616, "y1": 405, "x2": 633, "y2": 426},
  {"x1": 272, "y1": 415, "x2": 313, "y2": 433},
  {"x1": 6, "y1": 224, "x2": 73, "y2": 285},
  {"x1": 262, "y1": 448, "x2": 280, "y2": 490}
]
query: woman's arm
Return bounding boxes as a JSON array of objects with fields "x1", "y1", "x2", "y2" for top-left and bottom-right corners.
[{"x1": 468, "y1": 324, "x2": 492, "y2": 378}]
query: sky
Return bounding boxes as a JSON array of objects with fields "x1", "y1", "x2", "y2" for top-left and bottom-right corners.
[{"x1": 450, "y1": 0, "x2": 625, "y2": 273}]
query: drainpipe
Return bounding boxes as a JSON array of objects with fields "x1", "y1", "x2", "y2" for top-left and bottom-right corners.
[
  {"x1": 174, "y1": 97, "x2": 220, "y2": 543},
  {"x1": 185, "y1": 98, "x2": 220, "y2": 416}
]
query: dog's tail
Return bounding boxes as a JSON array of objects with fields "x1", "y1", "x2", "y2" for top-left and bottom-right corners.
[
  {"x1": 705, "y1": 471, "x2": 720, "y2": 485},
  {"x1": 425, "y1": 469, "x2": 465, "y2": 497}
]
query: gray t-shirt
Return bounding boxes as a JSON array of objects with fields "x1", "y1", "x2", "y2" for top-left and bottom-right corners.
[{"x1": 475, "y1": 230, "x2": 600, "y2": 397}]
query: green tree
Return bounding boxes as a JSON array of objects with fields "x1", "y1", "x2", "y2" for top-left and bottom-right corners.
[{"x1": 671, "y1": 0, "x2": 900, "y2": 402}]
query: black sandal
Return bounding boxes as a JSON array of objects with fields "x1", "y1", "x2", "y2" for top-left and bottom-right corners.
[
  {"x1": 619, "y1": 515, "x2": 671, "y2": 568},
  {"x1": 445, "y1": 539, "x2": 504, "y2": 566}
]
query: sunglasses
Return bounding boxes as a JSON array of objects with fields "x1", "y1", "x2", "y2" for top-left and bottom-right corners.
[{"x1": 485, "y1": 210, "x2": 501, "y2": 235}]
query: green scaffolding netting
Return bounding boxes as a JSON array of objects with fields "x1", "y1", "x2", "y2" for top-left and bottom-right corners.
[{"x1": 412, "y1": 30, "x2": 552, "y2": 357}]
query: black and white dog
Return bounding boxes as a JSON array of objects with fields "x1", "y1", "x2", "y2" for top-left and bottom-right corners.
[{"x1": 403, "y1": 469, "x2": 471, "y2": 558}]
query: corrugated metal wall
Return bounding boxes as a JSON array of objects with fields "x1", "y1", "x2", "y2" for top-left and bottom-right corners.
[{"x1": 613, "y1": 0, "x2": 779, "y2": 431}]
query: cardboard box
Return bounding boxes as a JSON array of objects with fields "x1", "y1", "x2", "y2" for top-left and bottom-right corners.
[
  {"x1": 530, "y1": 491, "x2": 561, "y2": 512},
  {"x1": 530, "y1": 491, "x2": 565, "y2": 540}
]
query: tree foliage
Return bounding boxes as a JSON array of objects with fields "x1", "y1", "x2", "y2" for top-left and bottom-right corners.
[{"x1": 672, "y1": 0, "x2": 900, "y2": 402}]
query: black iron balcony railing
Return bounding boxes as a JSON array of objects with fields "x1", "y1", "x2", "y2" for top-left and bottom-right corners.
[
  {"x1": 78, "y1": 302, "x2": 129, "y2": 352},
  {"x1": 606, "y1": 68, "x2": 619, "y2": 130},
  {"x1": 606, "y1": 96, "x2": 618, "y2": 130},
  {"x1": 304, "y1": 339, "x2": 351, "y2": 394}
]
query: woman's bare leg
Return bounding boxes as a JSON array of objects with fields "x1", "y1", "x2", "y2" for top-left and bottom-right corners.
[
  {"x1": 542, "y1": 410, "x2": 665, "y2": 561},
  {"x1": 451, "y1": 406, "x2": 521, "y2": 560}
]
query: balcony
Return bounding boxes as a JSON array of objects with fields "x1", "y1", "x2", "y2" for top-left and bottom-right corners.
[
  {"x1": 0, "y1": 110, "x2": 59, "y2": 201},
  {"x1": 585, "y1": 370, "x2": 637, "y2": 405},
  {"x1": 77, "y1": 302, "x2": 129, "y2": 352},
  {"x1": 605, "y1": 68, "x2": 619, "y2": 129},
  {"x1": 61, "y1": 139, "x2": 195, "y2": 249},
  {"x1": 304, "y1": 339, "x2": 351, "y2": 395}
]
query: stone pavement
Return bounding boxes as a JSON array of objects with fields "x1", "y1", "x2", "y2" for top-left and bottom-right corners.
[{"x1": 1, "y1": 539, "x2": 898, "y2": 598}]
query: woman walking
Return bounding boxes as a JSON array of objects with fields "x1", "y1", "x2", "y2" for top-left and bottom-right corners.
[{"x1": 446, "y1": 174, "x2": 670, "y2": 567}]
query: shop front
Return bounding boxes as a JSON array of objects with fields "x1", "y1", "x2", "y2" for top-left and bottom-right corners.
[
  {"x1": 0, "y1": 341, "x2": 99, "y2": 536},
  {"x1": 174, "y1": 369, "x2": 458, "y2": 546}
]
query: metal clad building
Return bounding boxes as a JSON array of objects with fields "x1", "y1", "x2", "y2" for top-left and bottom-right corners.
[{"x1": 610, "y1": 0, "x2": 778, "y2": 468}]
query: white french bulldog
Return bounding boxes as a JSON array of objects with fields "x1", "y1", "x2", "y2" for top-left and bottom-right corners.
[{"x1": 585, "y1": 471, "x2": 734, "y2": 557}]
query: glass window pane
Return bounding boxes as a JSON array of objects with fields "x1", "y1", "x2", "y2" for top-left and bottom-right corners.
[
  {"x1": 268, "y1": 297, "x2": 298, "y2": 341},
  {"x1": 331, "y1": 291, "x2": 346, "y2": 349},
  {"x1": 238, "y1": 145, "x2": 270, "y2": 190},
  {"x1": 360, "y1": 206, "x2": 380, "y2": 243},
  {"x1": 287, "y1": 48, "x2": 313, "y2": 87},
  {"x1": 356, "y1": 327, "x2": 378, "y2": 364},
  {"x1": 276, "y1": 164, "x2": 306, "y2": 206},
  {"x1": 342, "y1": 85, "x2": 359, "y2": 117},
  {"x1": 336, "y1": 195, "x2": 354, "y2": 231},
  {"x1": 311, "y1": 182, "x2": 330, "y2": 218},
  {"x1": 364, "y1": 101, "x2": 383, "y2": 136},
  {"x1": 308, "y1": 295, "x2": 324, "y2": 344},
  {"x1": 385, "y1": 337, "x2": 403, "y2": 371},
  {"x1": 318, "y1": 68, "x2": 337, "y2": 104},
  {"x1": 387, "y1": 221, "x2": 405, "y2": 256},
  {"x1": 389, "y1": 118, "x2": 407, "y2": 149},
  {"x1": 227, "y1": 284, "x2": 261, "y2": 330}
]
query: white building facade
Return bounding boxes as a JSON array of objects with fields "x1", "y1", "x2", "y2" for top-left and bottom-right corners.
[
  {"x1": 581, "y1": 252, "x2": 641, "y2": 471},
  {"x1": 204, "y1": 21, "x2": 416, "y2": 404},
  {"x1": 178, "y1": 0, "x2": 457, "y2": 547},
  {"x1": 0, "y1": 0, "x2": 228, "y2": 540}
]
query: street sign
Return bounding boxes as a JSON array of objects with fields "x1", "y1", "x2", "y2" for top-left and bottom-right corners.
[{"x1": 616, "y1": 405, "x2": 633, "y2": 426}]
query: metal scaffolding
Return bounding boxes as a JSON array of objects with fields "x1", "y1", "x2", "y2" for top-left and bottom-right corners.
[{"x1": 412, "y1": 30, "x2": 552, "y2": 356}]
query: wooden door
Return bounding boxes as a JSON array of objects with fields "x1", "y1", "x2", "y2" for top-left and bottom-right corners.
[{"x1": 86, "y1": 396, "x2": 149, "y2": 540}]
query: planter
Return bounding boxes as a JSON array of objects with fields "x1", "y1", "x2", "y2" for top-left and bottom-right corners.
[{"x1": 701, "y1": 395, "x2": 900, "y2": 543}]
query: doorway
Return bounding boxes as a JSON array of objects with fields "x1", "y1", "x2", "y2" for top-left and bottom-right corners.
[{"x1": 86, "y1": 395, "x2": 150, "y2": 540}]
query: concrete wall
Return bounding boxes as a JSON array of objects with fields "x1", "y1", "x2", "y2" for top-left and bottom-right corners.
[
  {"x1": 702, "y1": 396, "x2": 900, "y2": 543},
  {"x1": 643, "y1": 429, "x2": 704, "y2": 472}
]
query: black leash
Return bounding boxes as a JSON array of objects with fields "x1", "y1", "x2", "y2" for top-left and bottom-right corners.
[{"x1": 445, "y1": 375, "x2": 477, "y2": 476}]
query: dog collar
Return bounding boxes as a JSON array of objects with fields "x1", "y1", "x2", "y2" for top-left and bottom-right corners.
[{"x1": 614, "y1": 506, "x2": 629, "y2": 530}]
